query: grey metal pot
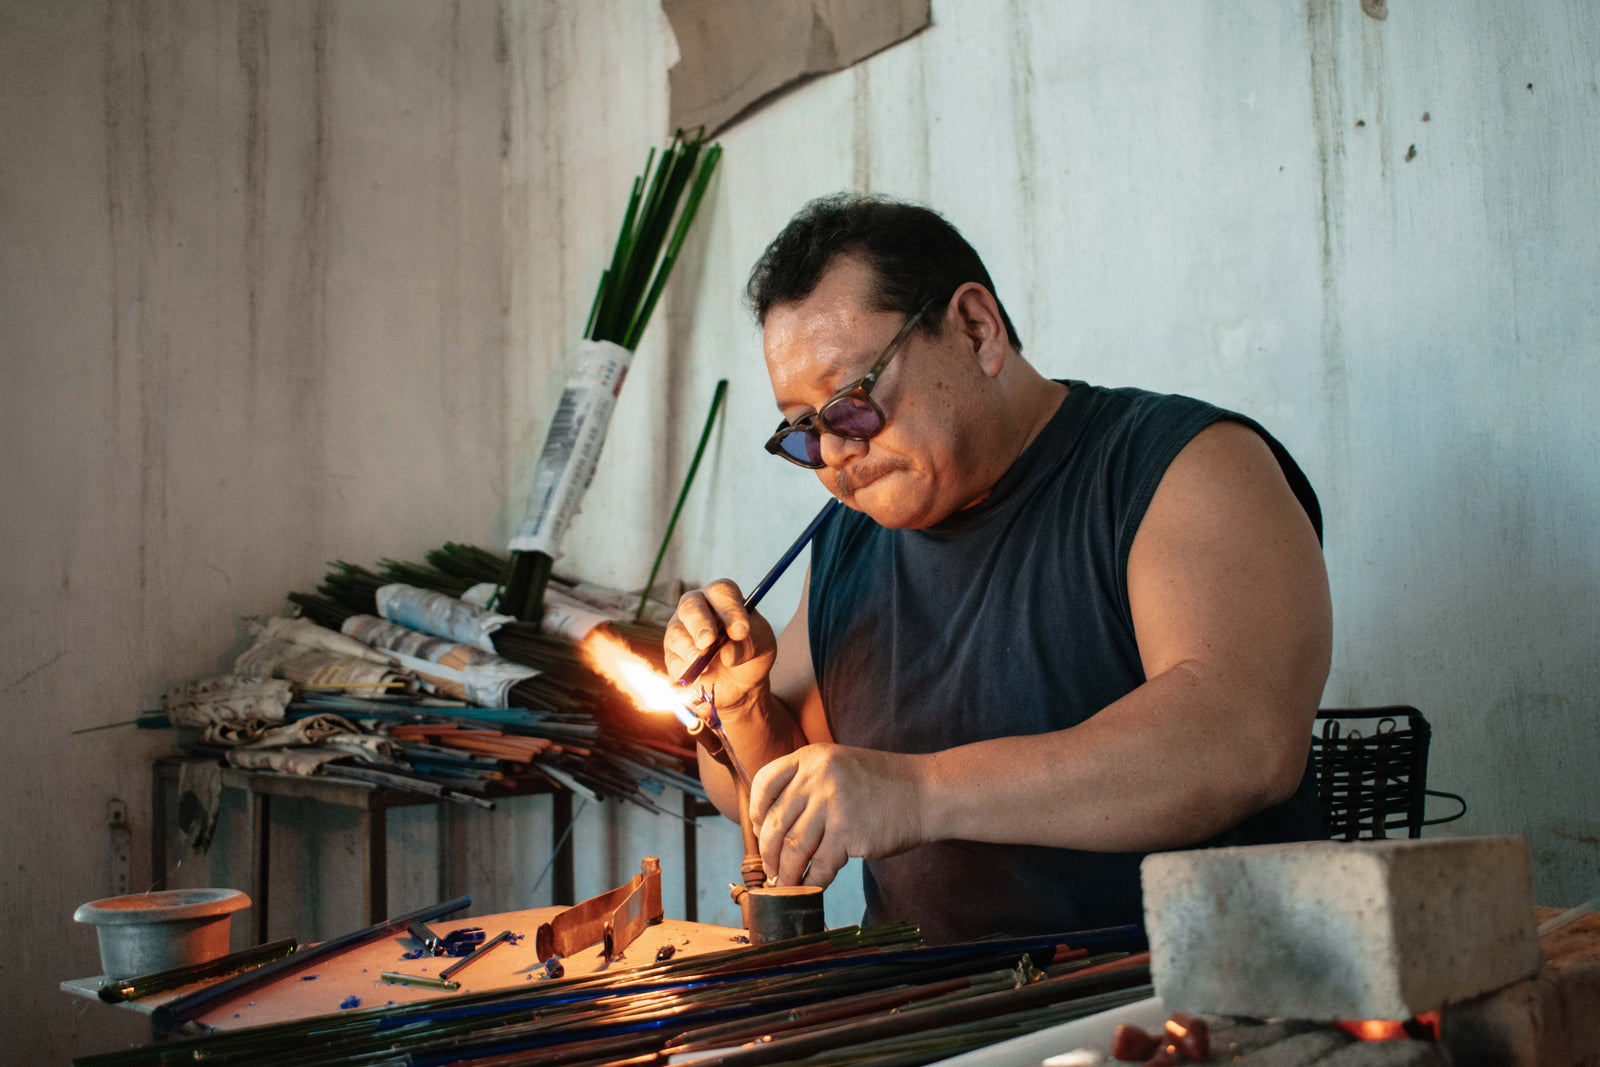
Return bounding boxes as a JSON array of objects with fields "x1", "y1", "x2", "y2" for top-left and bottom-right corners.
[{"x1": 74, "y1": 888, "x2": 251, "y2": 978}]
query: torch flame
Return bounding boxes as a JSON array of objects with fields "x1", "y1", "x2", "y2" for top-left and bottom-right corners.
[{"x1": 581, "y1": 629, "x2": 697, "y2": 729}]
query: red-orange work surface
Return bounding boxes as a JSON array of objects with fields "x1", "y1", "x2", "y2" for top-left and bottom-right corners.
[{"x1": 63, "y1": 906, "x2": 746, "y2": 1032}]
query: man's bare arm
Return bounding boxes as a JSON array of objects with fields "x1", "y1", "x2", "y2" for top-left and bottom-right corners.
[{"x1": 751, "y1": 422, "x2": 1332, "y2": 884}]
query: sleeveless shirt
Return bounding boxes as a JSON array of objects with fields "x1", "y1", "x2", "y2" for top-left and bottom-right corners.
[{"x1": 807, "y1": 381, "x2": 1324, "y2": 944}]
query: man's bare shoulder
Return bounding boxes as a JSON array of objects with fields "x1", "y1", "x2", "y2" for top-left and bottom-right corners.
[
  {"x1": 1127, "y1": 416, "x2": 1330, "y2": 736},
  {"x1": 1143, "y1": 419, "x2": 1315, "y2": 541}
]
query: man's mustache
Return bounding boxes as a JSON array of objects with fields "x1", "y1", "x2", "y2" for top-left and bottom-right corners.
[{"x1": 834, "y1": 458, "x2": 906, "y2": 495}]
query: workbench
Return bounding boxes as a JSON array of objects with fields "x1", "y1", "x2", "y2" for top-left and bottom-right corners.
[
  {"x1": 62, "y1": 904, "x2": 746, "y2": 1033},
  {"x1": 151, "y1": 755, "x2": 722, "y2": 942}
]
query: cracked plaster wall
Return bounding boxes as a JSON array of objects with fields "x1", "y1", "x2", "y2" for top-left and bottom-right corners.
[{"x1": 4, "y1": 0, "x2": 1598, "y2": 1059}]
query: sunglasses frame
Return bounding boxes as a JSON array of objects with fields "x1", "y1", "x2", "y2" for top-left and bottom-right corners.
[{"x1": 765, "y1": 298, "x2": 939, "y2": 468}]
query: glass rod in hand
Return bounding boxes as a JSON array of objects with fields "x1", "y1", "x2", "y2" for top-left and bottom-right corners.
[{"x1": 676, "y1": 498, "x2": 842, "y2": 688}]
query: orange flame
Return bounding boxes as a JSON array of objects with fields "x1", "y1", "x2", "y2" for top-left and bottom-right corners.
[{"x1": 580, "y1": 629, "x2": 697, "y2": 727}]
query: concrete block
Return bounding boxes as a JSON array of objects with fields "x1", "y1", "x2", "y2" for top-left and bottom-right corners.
[
  {"x1": 1142, "y1": 837, "x2": 1542, "y2": 1021},
  {"x1": 1440, "y1": 926, "x2": 1600, "y2": 1067}
]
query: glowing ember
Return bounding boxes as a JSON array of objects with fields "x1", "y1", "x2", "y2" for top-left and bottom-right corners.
[
  {"x1": 581, "y1": 629, "x2": 697, "y2": 728},
  {"x1": 1335, "y1": 1010, "x2": 1440, "y2": 1042}
]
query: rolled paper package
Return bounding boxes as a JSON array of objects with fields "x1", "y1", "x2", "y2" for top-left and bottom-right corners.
[
  {"x1": 510, "y1": 340, "x2": 634, "y2": 560},
  {"x1": 340, "y1": 615, "x2": 537, "y2": 707},
  {"x1": 376, "y1": 584, "x2": 514, "y2": 654}
]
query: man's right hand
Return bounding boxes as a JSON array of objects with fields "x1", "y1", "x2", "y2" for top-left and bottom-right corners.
[{"x1": 663, "y1": 579, "x2": 778, "y2": 716}]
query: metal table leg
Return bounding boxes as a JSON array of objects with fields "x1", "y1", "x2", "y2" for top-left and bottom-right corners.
[
  {"x1": 552, "y1": 790, "x2": 575, "y2": 905},
  {"x1": 250, "y1": 791, "x2": 272, "y2": 943},
  {"x1": 362, "y1": 806, "x2": 388, "y2": 923},
  {"x1": 683, "y1": 791, "x2": 699, "y2": 923},
  {"x1": 150, "y1": 762, "x2": 169, "y2": 893}
]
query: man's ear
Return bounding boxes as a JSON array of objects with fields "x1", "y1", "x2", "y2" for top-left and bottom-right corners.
[{"x1": 949, "y1": 282, "x2": 1009, "y2": 378}]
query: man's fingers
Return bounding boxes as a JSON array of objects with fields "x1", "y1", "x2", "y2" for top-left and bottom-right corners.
[
  {"x1": 720, "y1": 633, "x2": 761, "y2": 670},
  {"x1": 752, "y1": 755, "x2": 802, "y2": 882},
  {"x1": 671, "y1": 581, "x2": 749, "y2": 652},
  {"x1": 775, "y1": 809, "x2": 825, "y2": 887},
  {"x1": 662, "y1": 613, "x2": 703, "y2": 668},
  {"x1": 750, "y1": 754, "x2": 799, "y2": 827},
  {"x1": 756, "y1": 787, "x2": 806, "y2": 883},
  {"x1": 702, "y1": 580, "x2": 750, "y2": 642},
  {"x1": 671, "y1": 590, "x2": 723, "y2": 650},
  {"x1": 801, "y1": 839, "x2": 846, "y2": 889}
]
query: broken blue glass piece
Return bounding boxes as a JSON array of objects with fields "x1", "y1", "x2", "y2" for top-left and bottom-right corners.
[{"x1": 442, "y1": 927, "x2": 486, "y2": 956}]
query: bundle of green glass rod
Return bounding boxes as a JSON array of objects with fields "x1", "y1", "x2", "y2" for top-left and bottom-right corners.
[
  {"x1": 503, "y1": 130, "x2": 722, "y2": 623},
  {"x1": 75, "y1": 923, "x2": 1152, "y2": 1067}
]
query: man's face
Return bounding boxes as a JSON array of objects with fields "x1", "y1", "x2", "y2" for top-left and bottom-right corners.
[{"x1": 763, "y1": 258, "x2": 989, "y2": 529}]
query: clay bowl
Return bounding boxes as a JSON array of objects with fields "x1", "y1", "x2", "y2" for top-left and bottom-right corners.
[{"x1": 74, "y1": 888, "x2": 250, "y2": 978}]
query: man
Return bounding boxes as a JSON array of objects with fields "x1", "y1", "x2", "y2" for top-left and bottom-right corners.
[{"x1": 665, "y1": 194, "x2": 1331, "y2": 943}]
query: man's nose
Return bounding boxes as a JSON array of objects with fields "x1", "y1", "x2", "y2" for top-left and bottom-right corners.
[{"x1": 818, "y1": 430, "x2": 868, "y2": 469}]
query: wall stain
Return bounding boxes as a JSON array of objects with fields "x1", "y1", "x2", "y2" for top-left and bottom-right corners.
[
  {"x1": 239, "y1": 1, "x2": 268, "y2": 449},
  {"x1": 851, "y1": 65, "x2": 872, "y2": 194},
  {"x1": 130, "y1": 0, "x2": 171, "y2": 615},
  {"x1": 5, "y1": 650, "x2": 68, "y2": 692},
  {"x1": 913, "y1": 26, "x2": 931, "y2": 202},
  {"x1": 294, "y1": 1, "x2": 333, "y2": 536},
  {"x1": 540, "y1": 8, "x2": 569, "y2": 340},
  {"x1": 496, "y1": 1, "x2": 511, "y2": 164},
  {"x1": 442, "y1": 1, "x2": 464, "y2": 457},
  {"x1": 103, "y1": 1, "x2": 126, "y2": 435},
  {"x1": 1305, "y1": 0, "x2": 1351, "y2": 532},
  {"x1": 1359, "y1": 15, "x2": 1390, "y2": 180},
  {"x1": 1006, "y1": 0, "x2": 1039, "y2": 342}
]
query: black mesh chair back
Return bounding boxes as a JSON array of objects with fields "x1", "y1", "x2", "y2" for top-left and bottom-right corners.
[{"x1": 1312, "y1": 706, "x2": 1464, "y2": 840}]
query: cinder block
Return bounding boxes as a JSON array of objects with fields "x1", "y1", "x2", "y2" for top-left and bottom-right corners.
[
  {"x1": 1440, "y1": 931, "x2": 1600, "y2": 1067},
  {"x1": 1141, "y1": 837, "x2": 1542, "y2": 1021}
]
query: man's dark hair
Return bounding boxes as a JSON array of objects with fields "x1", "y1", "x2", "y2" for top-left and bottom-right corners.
[{"x1": 746, "y1": 193, "x2": 1023, "y2": 352}]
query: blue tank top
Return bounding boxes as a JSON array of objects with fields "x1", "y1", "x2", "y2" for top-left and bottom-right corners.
[{"x1": 808, "y1": 381, "x2": 1324, "y2": 943}]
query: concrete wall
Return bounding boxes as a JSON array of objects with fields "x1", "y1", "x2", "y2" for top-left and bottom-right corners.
[
  {"x1": 564, "y1": 0, "x2": 1600, "y2": 913},
  {"x1": 0, "y1": 1, "x2": 520, "y2": 1058},
  {"x1": 4, "y1": 0, "x2": 1597, "y2": 1060}
]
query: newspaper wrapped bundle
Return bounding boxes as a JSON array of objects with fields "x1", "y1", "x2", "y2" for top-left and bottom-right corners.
[
  {"x1": 298, "y1": 569, "x2": 671, "y2": 707},
  {"x1": 458, "y1": 581, "x2": 638, "y2": 643},
  {"x1": 220, "y1": 714, "x2": 391, "y2": 776},
  {"x1": 235, "y1": 617, "x2": 410, "y2": 693},
  {"x1": 376, "y1": 583, "x2": 513, "y2": 654},
  {"x1": 340, "y1": 615, "x2": 537, "y2": 709},
  {"x1": 161, "y1": 676, "x2": 294, "y2": 729},
  {"x1": 283, "y1": 563, "x2": 701, "y2": 811}
]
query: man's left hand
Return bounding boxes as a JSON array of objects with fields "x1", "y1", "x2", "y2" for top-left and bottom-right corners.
[{"x1": 748, "y1": 743, "x2": 926, "y2": 888}]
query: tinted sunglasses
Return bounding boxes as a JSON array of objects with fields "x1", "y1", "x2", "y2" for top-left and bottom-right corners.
[{"x1": 764, "y1": 299, "x2": 938, "y2": 468}]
